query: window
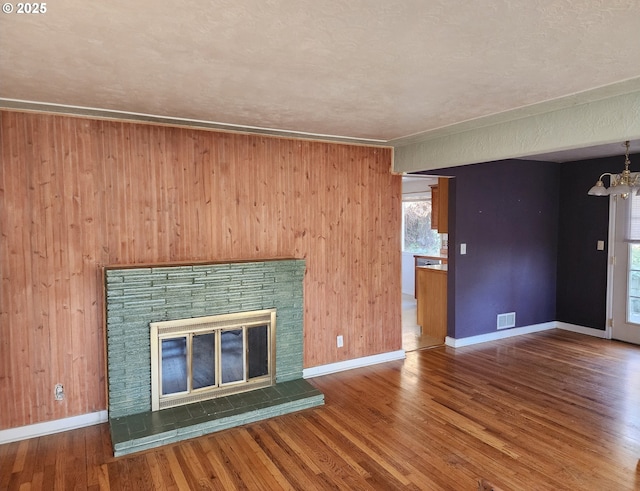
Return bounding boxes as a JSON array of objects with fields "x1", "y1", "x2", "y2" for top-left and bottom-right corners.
[
  {"x1": 628, "y1": 244, "x2": 640, "y2": 324},
  {"x1": 626, "y1": 192, "x2": 640, "y2": 324},
  {"x1": 402, "y1": 199, "x2": 442, "y2": 254}
]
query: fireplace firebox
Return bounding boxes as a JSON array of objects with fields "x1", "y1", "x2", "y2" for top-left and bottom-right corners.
[{"x1": 150, "y1": 309, "x2": 276, "y2": 410}]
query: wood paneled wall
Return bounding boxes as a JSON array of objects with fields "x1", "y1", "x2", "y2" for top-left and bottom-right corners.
[{"x1": 0, "y1": 110, "x2": 401, "y2": 429}]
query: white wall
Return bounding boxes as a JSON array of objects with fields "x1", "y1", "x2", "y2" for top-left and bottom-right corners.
[{"x1": 402, "y1": 251, "x2": 416, "y2": 296}]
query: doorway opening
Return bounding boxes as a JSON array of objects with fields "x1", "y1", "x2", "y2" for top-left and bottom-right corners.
[
  {"x1": 609, "y1": 192, "x2": 640, "y2": 344},
  {"x1": 401, "y1": 175, "x2": 448, "y2": 351}
]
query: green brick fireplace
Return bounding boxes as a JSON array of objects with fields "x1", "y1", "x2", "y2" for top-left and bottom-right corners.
[{"x1": 104, "y1": 259, "x2": 323, "y2": 457}]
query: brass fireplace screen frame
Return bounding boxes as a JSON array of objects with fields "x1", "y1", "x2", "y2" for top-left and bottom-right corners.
[{"x1": 150, "y1": 309, "x2": 276, "y2": 411}]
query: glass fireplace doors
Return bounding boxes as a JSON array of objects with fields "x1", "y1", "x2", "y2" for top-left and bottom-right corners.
[{"x1": 150, "y1": 309, "x2": 276, "y2": 411}]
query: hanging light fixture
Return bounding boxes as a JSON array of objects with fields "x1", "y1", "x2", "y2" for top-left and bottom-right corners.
[{"x1": 588, "y1": 141, "x2": 638, "y2": 198}]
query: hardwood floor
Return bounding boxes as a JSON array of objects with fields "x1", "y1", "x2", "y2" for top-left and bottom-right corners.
[{"x1": 2, "y1": 330, "x2": 640, "y2": 490}]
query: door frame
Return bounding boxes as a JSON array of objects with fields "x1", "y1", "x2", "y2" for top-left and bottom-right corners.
[
  {"x1": 606, "y1": 193, "x2": 640, "y2": 342},
  {"x1": 605, "y1": 194, "x2": 615, "y2": 339}
]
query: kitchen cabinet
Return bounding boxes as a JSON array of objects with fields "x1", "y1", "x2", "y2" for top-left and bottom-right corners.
[
  {"x1": 416, "y1": 265, "x2": 447, "y2": 342},
  {"x1": 413, "y1": 254, "x2": 448, "y2": 297},
  {"x1": 429, "y1": 177, "x2": 449, "y2": 234},
  {"x1": 430, "y1": 185, "x2": 439, "y2": 230}
]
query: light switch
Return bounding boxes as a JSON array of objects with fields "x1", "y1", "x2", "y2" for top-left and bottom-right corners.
[
  {"x1": 597, "y1": 240, "x2": 605, "y2": 251},
  {"x1": 460, "y1": 243, "x2": 467, "y2": 255}
]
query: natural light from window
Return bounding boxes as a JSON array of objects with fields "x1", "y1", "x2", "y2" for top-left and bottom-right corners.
[
  {"x1": 628, "y1": 244, "x2": 640, "y2": 324},
  {"x1": 402, "y1": 199, "x2": 442, "y2": 255}
]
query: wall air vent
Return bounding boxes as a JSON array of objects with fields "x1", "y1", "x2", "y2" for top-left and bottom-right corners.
[{"x1": 497, "y1": 312, "x2": 516, "y2": 330}]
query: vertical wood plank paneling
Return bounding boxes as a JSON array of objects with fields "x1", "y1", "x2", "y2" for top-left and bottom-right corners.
[
  {"x1": 61, "y1": 115, "x2": 82, "y2": 418},
  {"x1": 40, "y1": 116, "x2": 58, "y2": 419},
  {"x1": 0, "y1": 110, "x2": 401, "y2": 430},
  {"x1": 30, "y1": 116, "x2": 51, "y2": 418},
  {"x1": 18, "y1": 114, "x2": 35, "y2": 423},
  {"x1": 3, "y1": 113, "x2": 27, "y2": 426},
  {"x1": 0, "y1": 115, "x2": 9, "y2": 425}
]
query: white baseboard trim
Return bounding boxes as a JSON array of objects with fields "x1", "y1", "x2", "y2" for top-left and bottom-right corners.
[
  {"x1": 0, "y1": 410, "x2": 108, "y2": 445},
  {"x1": 303, "y1": 349, "x2": 406, "y2": 379},
  {"x1": 556, "y1": 322, "x2": 608, "y2": 338},
  {"x1": 445, "y1": 322, "x2": 557, "y2": 348}
]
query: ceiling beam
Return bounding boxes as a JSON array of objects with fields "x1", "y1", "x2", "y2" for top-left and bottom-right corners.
[{"x1": 393, "y1": 88, "x2": 640, "y2": 172}]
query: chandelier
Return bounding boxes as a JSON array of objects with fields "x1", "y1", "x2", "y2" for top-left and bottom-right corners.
[{"x1": 588, "y1": 141, "x2": 637, "y2": 198}]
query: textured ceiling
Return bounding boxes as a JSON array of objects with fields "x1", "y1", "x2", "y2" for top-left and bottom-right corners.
[{"x1": 1, "y1": 0, "x2": 640, "y2": 152}]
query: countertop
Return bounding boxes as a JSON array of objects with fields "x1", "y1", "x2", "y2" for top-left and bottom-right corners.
[
  {"x1": 416, "y1": 264, "x2": 448, "y2": 272},
  {"x1": 413, "y1": 254, "x2": 448, "y2": 261}
]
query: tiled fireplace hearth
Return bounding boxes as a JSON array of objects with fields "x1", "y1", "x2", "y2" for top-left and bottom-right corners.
[{"x1": 104, "y1": 259, "x2": 323, "y2": 457}]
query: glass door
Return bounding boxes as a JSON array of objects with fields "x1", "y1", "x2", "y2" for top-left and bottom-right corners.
[{"x1": 611, "y1": 194, "x2": 640, "y2": 344}]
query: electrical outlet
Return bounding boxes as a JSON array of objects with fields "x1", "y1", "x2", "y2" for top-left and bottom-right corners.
[
  {"x1": 54, "y1": 383, "x2": 64, "y2": 401},
  {"x1": 337, "y1": 335, "x2": 344, "y2": 348}
]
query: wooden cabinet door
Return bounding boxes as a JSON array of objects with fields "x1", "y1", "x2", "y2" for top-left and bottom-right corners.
[
  {"x1": 430, "y1": 185, "x2": 439, "y2": 230},
  {"x1": 437, "y1": 178, "x2": 448, "y2": 234},
  {"x1": 429, "y1": 178, "x2": 448, "y2": 233},
  {"x1": 416, "y1": 268, "x2": 447, "y2": 342}
]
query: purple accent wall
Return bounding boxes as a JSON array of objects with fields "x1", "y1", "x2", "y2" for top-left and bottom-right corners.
[
  {"x1": 418, "y1": 153, "x2": 640, "y2": 339},
  {"x1": 421, "y1": 160, "x2": 559, "y2": 339},
  {"x1": 556, "y1": 156, "x2": 612, "y2": 329}
]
